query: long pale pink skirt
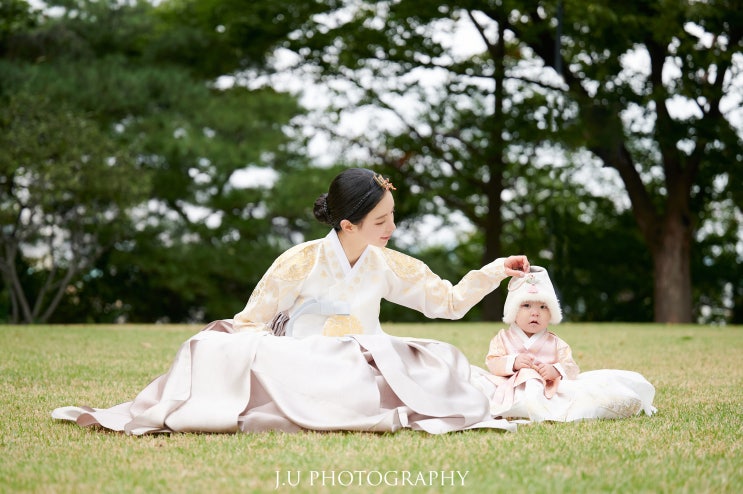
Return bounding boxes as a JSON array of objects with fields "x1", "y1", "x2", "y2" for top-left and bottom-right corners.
[{"x1": 52, "y1": 320, "x2": 516, "y2": 435}]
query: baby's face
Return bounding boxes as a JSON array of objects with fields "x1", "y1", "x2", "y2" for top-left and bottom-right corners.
[{"x1": 514, "y1": 301, "x2": 551, "y2": 334}]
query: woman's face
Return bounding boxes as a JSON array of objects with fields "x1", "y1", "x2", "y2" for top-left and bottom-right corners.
[
  {"x1": 514, "y1": 300, "x2": 551, "y2": 335},
  {"x1": 356, "y1": 191, "x2": 396, "y2": 247}
]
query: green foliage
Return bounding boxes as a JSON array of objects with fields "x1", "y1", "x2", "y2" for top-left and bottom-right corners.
[
  {"x1": 153, "y1": 0, "x2": 342, "y2": 75},
  {"x1": 501, "y1": 162, "x2": 655, "y2": 322},
  {"x1": 0, "y1": 0, "x2": 39, "y2": 52},
  {"x1": 0, "y1": 0, "x2": 308, "y2": 323},
  {"x1": 32, "y1": 0, "x2": 317, "y2": 76},
  {"x1": 1, "y1": 0, "x2": 739, "y2": 324},
  {"x1": 0, "y1": 89, "x2": 149, "y2": 323},
  {"x1": 277, "y1": 0, "x2": 743, "y2": 323}
]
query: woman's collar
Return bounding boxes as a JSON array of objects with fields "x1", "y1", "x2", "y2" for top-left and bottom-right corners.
[{"x1": 327, "y1": 229, "x2": 370, "y2": 274}]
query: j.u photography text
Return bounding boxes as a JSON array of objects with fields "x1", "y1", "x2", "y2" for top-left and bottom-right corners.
[{"x1": 274, "y1": 470, "x2": 469, "y2": 489}]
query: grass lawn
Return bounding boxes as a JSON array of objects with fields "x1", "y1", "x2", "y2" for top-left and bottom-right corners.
[{"x1": 1, "y1": 322, "x2": 741, "y2": 493}]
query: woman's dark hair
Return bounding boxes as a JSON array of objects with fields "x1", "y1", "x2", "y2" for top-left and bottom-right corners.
[{"x1": 313, "y1": 168, "x2": 392, "y2": 230}]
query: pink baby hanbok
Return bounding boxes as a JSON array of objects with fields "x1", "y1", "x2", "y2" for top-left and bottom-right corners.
[
  {"x1": 471, "y1": 266, "x2": 656, "y2": 422},
  {"x1": 472, "y1": 324, "x2": 656, "y2": 422}
]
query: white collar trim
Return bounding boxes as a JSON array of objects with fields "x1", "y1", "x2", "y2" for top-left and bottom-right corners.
[
  {"x1": 510, "y1": 323, "x2": 547, "y2": 349},
  {"x1": 327, "y1": 229, "x2": 369, "y2": 275}
]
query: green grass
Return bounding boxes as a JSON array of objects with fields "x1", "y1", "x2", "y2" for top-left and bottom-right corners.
[{"x1": 1, "y1": 323, "x2": 741, "y2": 493}]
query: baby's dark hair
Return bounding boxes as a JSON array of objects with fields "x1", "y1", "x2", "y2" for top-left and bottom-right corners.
[{"x1": 313, "y1": 168, "x2": 394, "y2": 230}]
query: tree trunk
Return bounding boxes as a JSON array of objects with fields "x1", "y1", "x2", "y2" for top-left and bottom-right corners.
[
  {"x1": 482, "y1": 170, "x2": 505, "y2": 321},
  {"x1": 1, "y1": 243, "x2": 34, "y2": 323},
  {"x1": 651, "y1": 214, "x2": 693, "y2": 323},
  {"x1": 481, "y1": 18, "x2": 507, "y2": 322}
]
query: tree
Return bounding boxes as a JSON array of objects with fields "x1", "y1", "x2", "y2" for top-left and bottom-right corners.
[
  {"x1": 272, "y1": 1, "x2": 578, "y2": 320},
  {"x1": 0, "y1": 91, "x2": 148, "y2": 323},
  {"x1": 270, "y1": 0, "x2": 742, "y2": 323},
  {"x1": 505, "y1": 0, "x2": 742, "y2": 322},
  {"x1": 0, "y1": 0, "x2": 309, "y2": 323}
]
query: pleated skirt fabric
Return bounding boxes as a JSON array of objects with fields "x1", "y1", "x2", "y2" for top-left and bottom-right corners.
[{"x1": 52, "y1": 320, "x2": 516, "y2": 435}]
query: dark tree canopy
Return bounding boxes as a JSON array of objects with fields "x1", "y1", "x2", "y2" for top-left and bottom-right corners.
[
  {"x1": 271, "y1": 0, "x2": 743, "y2": 323},
  {"x1": 1, "y1": 0, "x2": 740, "y2": 324}
]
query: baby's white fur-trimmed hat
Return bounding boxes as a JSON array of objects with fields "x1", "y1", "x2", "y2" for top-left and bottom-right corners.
[{"x1": 503, "y1": 266, "x2": 562, "y2": 324}]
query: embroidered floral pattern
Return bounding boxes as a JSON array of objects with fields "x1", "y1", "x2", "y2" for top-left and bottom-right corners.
[
  {"x1": 323, "y1": 315, "x2": 364, "y2": 336},
  {"x1": 382, "y1": 249, "x2": 423, "y2": 281},
  {"x1": 274, "y1": 243, "x2": 320, "y2": 281}
]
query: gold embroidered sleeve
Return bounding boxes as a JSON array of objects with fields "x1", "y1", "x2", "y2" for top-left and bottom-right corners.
[
  {"x1": 382, "y1": 249, "x2": 426, "y2": 282},
  {"x1": 232, "y1": 243, "x2": 319, "y2": 332},
  {"x1": 382, "y1": 250, "x2": 509, "y2": 320}
]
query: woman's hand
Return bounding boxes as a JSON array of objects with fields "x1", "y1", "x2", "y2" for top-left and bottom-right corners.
[{"x1": 504, "y1": 255, "x2": 530, "y2": 277}]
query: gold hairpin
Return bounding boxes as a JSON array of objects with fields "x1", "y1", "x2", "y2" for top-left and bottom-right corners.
[{"x1": 373, "y1": 174, "x2": 397, "y2": 191}]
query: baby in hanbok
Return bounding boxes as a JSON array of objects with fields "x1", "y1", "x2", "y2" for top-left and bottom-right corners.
[{"x1": 480, "y1": 266, "x2": 656, "y2": 422}]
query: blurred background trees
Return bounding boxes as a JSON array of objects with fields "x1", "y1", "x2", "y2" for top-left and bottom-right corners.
[
  {"x1": 1, "y1": 0, "x2": 307, "y2": 322},
  {"x1": 1, "y1": 0, "x2": 740, "y2": 324}
]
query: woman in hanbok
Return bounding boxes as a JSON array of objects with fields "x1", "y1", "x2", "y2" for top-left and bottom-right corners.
[
  {"x1": 473, "y1": 266, "x2": 656, "y2": 422},
  {"x1": 53, "y1": 168, "x2": 531, "y2": 435}
]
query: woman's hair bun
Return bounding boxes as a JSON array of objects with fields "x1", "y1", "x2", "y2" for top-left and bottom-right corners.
[{"x1": 313, "y1": 193, "x2": 333, "y2": 226}]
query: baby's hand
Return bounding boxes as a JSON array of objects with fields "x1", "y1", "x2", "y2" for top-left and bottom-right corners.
[
  {"x1": 513, "y1": 353, "x2": 535, "y2": 371},
  {"x1": 533, "y1": 361, "x2": 560, "y2": 381}
]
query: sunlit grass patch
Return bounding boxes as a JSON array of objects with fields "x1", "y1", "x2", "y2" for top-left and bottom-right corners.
[{"x1": 1, "y1": 323, "x2": 741, "y2": 493}]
